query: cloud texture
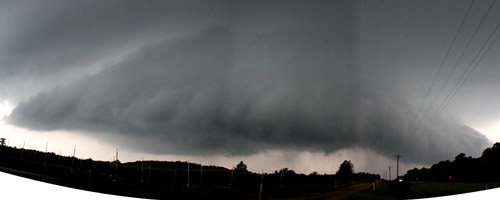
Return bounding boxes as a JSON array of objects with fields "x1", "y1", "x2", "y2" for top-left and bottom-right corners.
[{"x1": 4, "y1": 0, "x2": 496, "y2": 165}]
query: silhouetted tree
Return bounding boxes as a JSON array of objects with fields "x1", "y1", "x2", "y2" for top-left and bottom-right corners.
[
  {"x1": 404, "y1": 167, "x2": 430, "y2": 181},
  {"x1": 403, "y1": 143, "x2": 500, "y2": 181},
  {"x1": 337, "y1": 160, "x2": 354, "y2": 177},
  {"x1": 480, "y1": 142, "x2": 500, "y2": 180},
  {"x1": 309, "y1": 171, "x2": 318, "y2": 176},
  {"x1": 234, "y1": 161, "x2": 248, "y2": 173},
  {"x1": 275, "y1": 167, "x2": 295, "y2": 175}
]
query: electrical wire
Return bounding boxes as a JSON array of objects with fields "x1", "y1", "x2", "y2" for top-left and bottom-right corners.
[
  {"x1": 413, "y1": 0, "x2": 498, "y2": 135},
  {"x1": 406, "y1": 0, "x2": 476, "y2": 136},
  {"x1": 425, "y1": 21, "x2": 500, "y2": 130},
  {"x1": 406, "y1": 0, "x2": 475, "y2": 135}
]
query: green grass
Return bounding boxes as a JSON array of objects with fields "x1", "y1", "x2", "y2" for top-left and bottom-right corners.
[{"x1": 345, "y1": 181, "x2": 500, "y2": 200}]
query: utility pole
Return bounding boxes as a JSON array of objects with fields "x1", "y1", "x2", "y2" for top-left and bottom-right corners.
[
  {"x1": 388, "y1": 166, "x2": 391, "y2": 180},
  {"x1": 259, "y1": 170, "x2": 264, "y2": 200},
  {"x1": 114, "y1": 149, "x2": 118, "y2": 181},
  {"x1": 71, "y1": 145, "x2": 76, "y2": 173},
  {"x1": 394, "y1": 154, "x2": 403, "y2": 179},
  {"x1": 109, "y1": 157, "x2": 114, "y2": 177},
  {"x1": 141, "y1": 157, "x2": 144, "y2": 183},
  {"x1": 44, "y1": 142, "x2": 48, "y2": 167}
]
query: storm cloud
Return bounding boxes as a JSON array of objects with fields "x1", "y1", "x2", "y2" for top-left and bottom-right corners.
[{"x1": 4, "y1": 0, "x2": 498, "y2": 165}]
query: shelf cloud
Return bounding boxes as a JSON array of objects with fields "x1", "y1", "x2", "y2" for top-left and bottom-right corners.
[{"x1": 3, "y1": 0, "x2": 496, "y2": 166}]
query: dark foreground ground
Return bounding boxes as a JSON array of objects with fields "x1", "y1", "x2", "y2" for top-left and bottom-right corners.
[
  {"x1": 0, "y1": 145, "x2": 378, "y2": 200},
  {"x1": 4, "y1": 145, "x2": 496, "y2": 199},
  {"x1": 345, "y1": 181, "x2": 500, "y2": 200},
  {"x1": 272, "y1": 182, "x2": 373, "y2": 200}
]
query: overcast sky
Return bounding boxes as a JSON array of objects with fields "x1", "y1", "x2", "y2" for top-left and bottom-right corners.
[{"x1": 1, "y1": 0, "x2": 500, "y2": 175}]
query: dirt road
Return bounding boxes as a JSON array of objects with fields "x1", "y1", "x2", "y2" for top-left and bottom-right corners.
[{"x1": 271, "y1": 182, "x2": 373, "y2": 200}]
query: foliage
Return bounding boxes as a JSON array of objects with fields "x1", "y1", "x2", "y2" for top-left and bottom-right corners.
[
  {"x1": 309, "y1": 171, "x2": 318, "y2": 176},
  {"x1": 403, "y1": 142, "x2": 500, "y2": 181},
  {"x1": 234, "y1": 161, "x2": 248, "y2": 173},
  {"x1": 274, "y1": 167, "x2": 295, "y2": 175},
  {"x1": 337, "y1": 160, "x2": 354, "y2": 177}
]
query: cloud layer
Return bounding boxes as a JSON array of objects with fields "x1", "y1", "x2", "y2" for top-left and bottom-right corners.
[
  {"x1": 4, "y1": 1, "x2": 496, "y2": 165},
  {"x1": 9, "y1": 27, "x2": 490, "y2": 164}
]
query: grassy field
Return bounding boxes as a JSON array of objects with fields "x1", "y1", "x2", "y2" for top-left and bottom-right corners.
[{"x1": 345, "y1": 181, "x2": 500, "y2": 200}]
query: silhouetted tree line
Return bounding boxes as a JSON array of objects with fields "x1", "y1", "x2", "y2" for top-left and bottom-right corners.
[
  {"x1": 0, "y1": 146, "x2": 379, "y2": 199},
  {"x1": 404, "y1": 143, "x2": 500, "y2": 181}
]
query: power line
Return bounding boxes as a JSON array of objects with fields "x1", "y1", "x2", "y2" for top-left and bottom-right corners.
[
  {"x1": 413, "y1": 0, "x2": 497, "y2": 135},
  {"x1": 407, "y1": 0, "x2": 475, "y2": 136},
  {"x1": 418, "y1": 0, "x2": 500, "y2": 133},
  {"x1": 420, "y1": 0, "x2": 495, "y2": 119},
  {"x1": 425, "y1": 21, "x2": 500, "y2": 129}
]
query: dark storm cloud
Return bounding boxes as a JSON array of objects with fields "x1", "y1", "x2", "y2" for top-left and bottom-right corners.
[
  {"x1": 5, "y1": 0, "x2": 495, "y2": 165},
  {"x1": 0, "y1": 0, "x2": 226, "y2": 71},
  {"x1": 0, "y1": 0, "x2": 230, "y2": 100}
]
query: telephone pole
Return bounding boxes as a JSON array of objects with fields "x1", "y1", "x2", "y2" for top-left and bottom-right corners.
[
  {"x1": 44, "y1": 142, "x2": 48, "y2": 167},
  {"x1": 71, "y1": 145, "x2": 76, "y2": 173},
  {"x1": 388, "y1": 166, "x2": 391, "y2": 180},
  {"x1": 114, "y1": 149, "x2": 118, "y2": 181},
  {"x1": 394, "y1": 154, "x2": 403, "y2": 179},
  {"x1": 187, "y1": 162, "x2": 190, "y2": 188},
  {"x1": 141, "y1": 157, "x2": 144, "y2": 183}
]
